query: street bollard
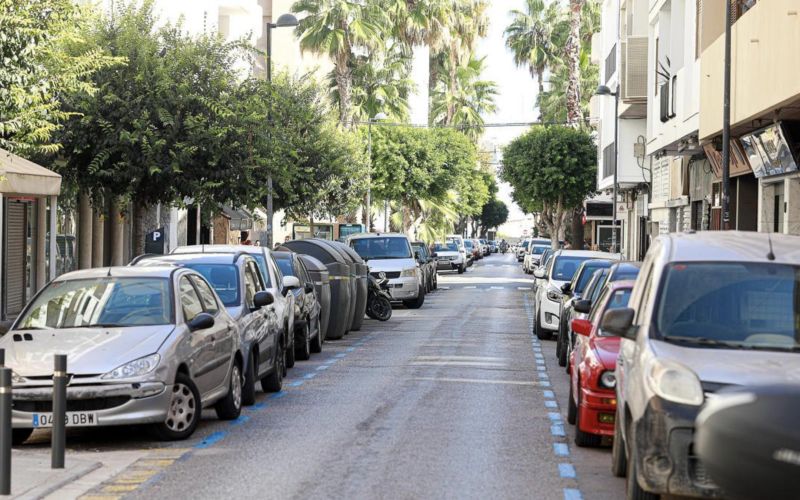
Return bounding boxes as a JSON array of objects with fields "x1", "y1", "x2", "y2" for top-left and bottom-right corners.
[
  {"x1": 0, "y1": 368, "x2": 11, "y2": 495},
  {"x1": 51, "y1": 355, "x2": 67, "y2": 469}
]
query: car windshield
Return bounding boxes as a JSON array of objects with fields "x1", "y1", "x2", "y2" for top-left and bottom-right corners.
[
  {"x1": 464, "y1": 241, "x2": 473, "y2": 249},
  {"x1": 520, "y1": 241, "x2": 530, "y2": 250},
  {"x1": 434, "y1": 242, "x2": 458, "y2": 252},
  {"x1": 351, "y1": 237, "x2": 412, "y2": 260},
  {"x1": 274, "y1": 256, "x2": 295, "y2": 277},
  {"x1": 552, "y1": 256, "x2": 590, "y2": 281},
  {"x1": 532, "y1": 246, "x2": 547, "y2": 255},
  {"x1": 16, "y1": 278, "x2": 172, "y2": 329},
  {"x1": 183, "y1": 264, "x2": 240, "y2": 307},
  {"x1": 575, "y1": 262, "x2": 611, "y2": 293},
  {"x1": 656, "y1": 262, "x2": 800, "y2": 351}
]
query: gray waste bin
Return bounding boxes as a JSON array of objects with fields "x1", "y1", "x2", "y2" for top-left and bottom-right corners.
[
  {"x1": 337, "y1": 243, "x2": 368, "y2": 331},
  {"x1": 298, "y1": 254, "x2": 331, "y2": 342},
  {"x1": 282, "y1": 239, "x2": 352, "y2": 340},
  {"x1": 313, "y1": 239, "x2": 357, "y2": 335}
]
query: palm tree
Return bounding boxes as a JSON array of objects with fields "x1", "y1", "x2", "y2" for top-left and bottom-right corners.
[
  {"x1": 431, "y1": 56, "x2": 497, "y2": 142},
  {"x1": 293, "y1": 0, "x2": 386, "y2": 126},
  {"x1": 504, "y1": 0, "x2": 562, "y2": 98},
  {"x1": 564, "y1": 0, "x2": 584, "y2": 126}
]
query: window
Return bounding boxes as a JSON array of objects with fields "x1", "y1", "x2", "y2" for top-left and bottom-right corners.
[
  {"x1": 179, "y1": 277, "x2": 204, "y2": 323},
  {"x1": 191, "y1": 276, "x2": 219, "y2": 315},
  {"x1": 247, "y1": 261, "x2": 265, "y2": 290},
  {"x1": 243, "y1": 265, "x2": 259, "y2": 310},
  {"x1": 183, "y1": 264, "x2": 240, "y2": 307},
  {"x1": 351, "y1": 237, "x2": 412, "y2": 260}
]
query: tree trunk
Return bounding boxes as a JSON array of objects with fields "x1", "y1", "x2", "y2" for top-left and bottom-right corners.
[
  {"x1": 131, "y1": 202, "x2": 146, "y2": 257},
  {"x1": 335, "y1": 53, "x2": 354, "y2": 127},
  {"x1": 428, "y1": 55, "x2": 439, "y2": 126},
  {"x1": 571, "y1": 208, "x2": 584, "y2": 249},
  {"x1": 565, "y1": 0, "x2": 583, "y2": 127},
  {"x1": 446, "y1": 45, "x2": 459, "y2": 124}
]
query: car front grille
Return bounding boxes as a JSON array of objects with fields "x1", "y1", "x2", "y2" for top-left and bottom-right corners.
[
  {"x1": 13, "y1": 397, "x2": 131, "y2": 413},
  {"x1": 371, "y1": 271, "x2": 400, "y2": 279}
]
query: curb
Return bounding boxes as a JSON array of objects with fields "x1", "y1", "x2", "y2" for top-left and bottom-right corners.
[{"x1": 16, "y1": 461, "x2": 102, "y2": 500}]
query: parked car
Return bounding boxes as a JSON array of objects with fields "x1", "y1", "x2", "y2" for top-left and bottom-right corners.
[
  {"x1": 532, "y1": 250, "x2": 612, "y2": 340},
  {"x1": 516, "y1": 239, "x2": 530, "y2": 262},
  {"x1": 135, "y1": 252, "x2": 290, "y2": 405},
  {"x1": 523, "y1": 244, "x2": 550, "y2": 274},
  {"x1": 603, "y1": 232, "x2": 800, "y2": 499},
  {"x1": 411, "y1": 241, "x2": 438, "y2": 292},
  {"x1": 463, "y1": 239, "x2": 475, "y2": 267},
  {"x1": 273, "y1": 251, "x2": 323, "y2": 362},
  {"x1": 433, "y1": 241, "x2": 466, "y2": 274},
  {"x1": 488, "y1": 240, "x2": 498, "y2": 253},
  {"x1": 567, "y1": 280, "x2": 635, "y2": 447},
  {"x1": 348, "y1": 233, "x2": 425, "y2": 309},
  {"x1": 171, "y1": 244, "x2": 296, "y2": 371},
  {"x1": 555, "y1": 259, "x2": 615, "y2": 366},
  {"x1": 478, "y1": 239, "x2": 490, "y2": 256},
  {"x1": 8, "y1": 266, "x2": 247, "y2": 444}
]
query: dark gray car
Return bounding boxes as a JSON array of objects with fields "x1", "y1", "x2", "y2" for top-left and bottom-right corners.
[{"x1": 273, "y1": 251, "x2": 323, "y2": 364}]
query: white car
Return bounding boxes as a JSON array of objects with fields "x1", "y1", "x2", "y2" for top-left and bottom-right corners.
[
  {"x1": 348, "y1": 233, "x2": 425, "y2": 309},
  {"x1": 516, "y1": 239, "x2": 531, "y2": 262},
  {"x1": 433, "y1": 241, "x2": 466, "y2": 274},
  {"x1": 523, "y1": 241, "x2": 551, "y2": 273},
  {"x1": 533, "y1": 249, "x2": 615, "y2": 340}
]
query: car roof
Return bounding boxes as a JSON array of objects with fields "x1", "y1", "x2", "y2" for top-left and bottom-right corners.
[
  {"x1": 272, "y1": 251, "x2": 294, "y2": 259},
  {"x1": 606, "y1": 279, "x2": 636, "y2": 291},
  {"x1": 173, "y1": 244, "x2": 269, "y2": 256},
  {"x1": 609, "y1": 261, "x2": 642, "y2": 273},
  {"x1": 55, "y1": 265, "x2": 177, "y2": 281},
  {"x1": 135, "y1": 253, "x2": 246, "y2": 266},
  {"x1": 553, "y1": 249, "x2": 615, "y2": 259},
  {"x1": 347, "y1": 232, "x2": 408, "y2": 240},
  {"x1": 662, "y1": 231, "x2": 800, "y2": 265}
]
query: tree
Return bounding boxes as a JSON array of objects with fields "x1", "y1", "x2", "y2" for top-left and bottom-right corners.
[
  {"x1": 293, "y1": 0, "x2": 386, "y2": 126},
  {"x1": 564, "y1": 0, "x2": 584, "y2": 126},
  {"x1": 0, "y1": 0, "x2": 119, "y2": 155},
  {"x1": 501, "y1": 126, "x2": 596, "y2": 248},
  {"x1": 476, "y1": 198, "x2": 509, "y2": 237},
  {"x1": 504, "y1": 0, "x2": 562, "y2": 101},
  {"x1": 430, "y1": 56, "x2": 497, "y2": 142}
]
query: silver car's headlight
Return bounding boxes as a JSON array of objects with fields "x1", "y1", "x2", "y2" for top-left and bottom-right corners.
[
  {"x1": 102, "y1": 354, "x2": 161, "y2": 380},
  {"x1": 546, "y1": 286, "x2": 561, "y2": 302},
  {"x1": 400, "y1": 267, "x2": 417, "y2": 278},
  {"x1": 11, "y1": 371, "x2": 26, "y2": 384},
  {"x1": 646, "y1": 359, "x2": 703, "y2": 406}
]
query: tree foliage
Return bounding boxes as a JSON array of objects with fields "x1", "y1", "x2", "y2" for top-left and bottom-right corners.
[
  {"x1": 501, "y1": 126, "x2": 596, "y2": 246},
  {"x1": 476, "y1": 198, "x2": 509, "y2": 236}
]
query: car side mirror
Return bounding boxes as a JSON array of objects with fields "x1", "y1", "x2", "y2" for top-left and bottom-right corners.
[
  {"x1": 571, "y1": 318, "x2": 593, "y2": 337},
  {"x1": 0, "y1": 320, "x2": 13, "y2": 336},
  {"x1": 253, "y1": 290, "x2": 274, "y2": 308},
  {"x1": 281, "y1": 275, "x2": 301, "y2": 296},
  {"x1": 188, "y1": 312, "x2": 215, "y2": 331},
  {"x1": 533, "y1": 268, "x2": 545, "y2": 279},
  {"x1": 561, "y1": 283, "x2": 572, "y2": 294},
  {"x1": 304, "y1": 282, "x2": 314, "y2": 294},
  {"x1": 601, "y1": 308, "x2": 636, "y2": 339},
  {"x1": 573, "y1": 299, "x2": 592, "y2": 314}
]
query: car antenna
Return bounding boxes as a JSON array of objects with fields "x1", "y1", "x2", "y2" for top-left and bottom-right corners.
[{"x1": 767, "y1": 232, "x2": 776, "y2": 261}]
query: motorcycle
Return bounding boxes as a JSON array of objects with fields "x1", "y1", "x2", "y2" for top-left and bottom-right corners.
[
  {"x1": 499, "y1": 241, "x2": 509, "y2": 253},
  {"x1": 366, "y1": 273, "x2": 393, "y2": 321}
]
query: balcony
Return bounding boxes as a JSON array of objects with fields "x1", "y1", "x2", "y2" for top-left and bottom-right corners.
[
  {"x1": 699, "y1": 0, "x2": 800, "y2": 140},
  {"x1": 605, "y1": 44, "x2": 616, "y2": 84},
  {"x1": 619, "y1": 36, "x2": 647, "y2": 118}
]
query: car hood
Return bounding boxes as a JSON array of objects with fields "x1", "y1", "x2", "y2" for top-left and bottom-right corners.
[
  {"x1": 2, "y1": 325, "x2": 175, "y2": 376},
  {"x1": 650, "y1": 339, "x2": 800, "y2": 385},
  {"x1": 365, "y1": 258, "x2": 416, "y2": 273},
  {"x1": 591, "y1": 336, "x2": 621, "y2": 370},
  {"x1": 435, "y1": 251, "x2": 459, "y2": 258}
]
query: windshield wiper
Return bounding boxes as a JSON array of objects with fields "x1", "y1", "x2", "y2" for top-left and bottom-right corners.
[
  {"x1": 662, "y1": 336, "x2": 747, "y2": 349},
  {"x1": 74, "y1": 323, "x2": 126, "y2": 329}
]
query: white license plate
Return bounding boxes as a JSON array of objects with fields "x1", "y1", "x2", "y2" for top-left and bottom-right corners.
[{"x1": 32, "y1": 411, "x2": 99, "y2": 428}]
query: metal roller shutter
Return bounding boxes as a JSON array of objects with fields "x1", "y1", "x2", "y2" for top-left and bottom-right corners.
[{"x1": 5, "y1": 202, "x2": 26, "y2": 318}]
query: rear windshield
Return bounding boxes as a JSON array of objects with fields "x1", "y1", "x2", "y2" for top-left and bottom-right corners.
[
  {"x1": 434, "y1": 242, "x2": 458, "y2": 252},
  {"x1": 274, "y1": 255, "x2": 295, "y2": 277},
  {"x1": 351, "y1": 237, "x2": 412, "y2": 260},
  {"x1": 16, "y1": 278, "x2": 173, "y2": 329},
  {"x1": 532, "y1": 246, "x2": 547, "y2": 255},
  {"x1": 552, "y1": 256, "x2": 591, "y2": 282},
  {"x1": 183, "y1": 264, "x2": 240, "y2": 307},
  {"x1": 464, "y1": 240, "x2": 473, "y2": 249},
  {"x1": 575, "y1": 262, "x2": 610, "y2": 293},
  {"x1": 656, "y1": 262, "x2": 800, "y2": 351}
]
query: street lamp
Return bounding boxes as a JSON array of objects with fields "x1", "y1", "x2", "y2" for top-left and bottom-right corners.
[
  {"x1": 596, "y1": 84, "x2": 619, "y2": 254},
  {"x1": 366, "y1": 112, "x2": 387, "y2": 232},
  {"x1": 265, "y1": 13, "x2": 298, "y2": 247}
]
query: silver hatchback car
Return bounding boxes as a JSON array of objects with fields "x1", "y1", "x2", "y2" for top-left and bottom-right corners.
[{"x1": 7, "y1": 266, "x2": 247, "y2": 443}]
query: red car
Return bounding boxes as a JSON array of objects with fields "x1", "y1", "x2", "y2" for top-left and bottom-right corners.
[{"x1": 567, "y1": 280, "x2": 634, "y2": 447}]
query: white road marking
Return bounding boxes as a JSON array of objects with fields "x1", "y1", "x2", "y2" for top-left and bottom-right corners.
[
  {"x1": 464, "y1": 285, "x2": 477, "y2": 289},
  {"x1": 411, "y1": 361, "x2": 506, "y2": 368},
  {"x1": 412, "y1": 377, "x2": 542, "y2": 386},
  {"x1": 490, "y1": 286, "x2": 504, "y2": 290},
  {"x1": 415, "y1": 356, "x2": 506, "y2": 362},
  {"x1": 517, "y1": 286, "x2": 532, "y2": 290}
]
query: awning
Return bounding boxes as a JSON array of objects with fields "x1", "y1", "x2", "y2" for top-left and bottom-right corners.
[{"x1": 0, "y1": 148, "x2": 61, "y2": 196}]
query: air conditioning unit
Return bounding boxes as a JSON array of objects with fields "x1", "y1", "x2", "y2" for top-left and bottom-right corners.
[{"x1": 621, "y1": 36, "x2": 648, "y2": 101}]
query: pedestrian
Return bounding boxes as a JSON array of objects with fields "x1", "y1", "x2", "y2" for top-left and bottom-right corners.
[{"x1": 240, "y1": 231, "x2": 252, "y2": 245}]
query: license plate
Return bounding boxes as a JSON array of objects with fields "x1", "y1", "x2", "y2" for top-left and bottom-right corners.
[{"x1": 32, "y1": 411, "x2": 99, "y2": 428}]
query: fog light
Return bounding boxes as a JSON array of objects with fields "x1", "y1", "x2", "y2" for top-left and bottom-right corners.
[
  {"x1": 601, "y1": 398, "x2": 616, "y2": 405},
  {"x1": 598, "y1": 413, "x2": 615, "y2": 424}
]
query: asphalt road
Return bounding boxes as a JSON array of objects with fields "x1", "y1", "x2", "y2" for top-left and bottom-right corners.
[{"x1": 25, "y1": 252, "x2": 626, "y2": 499}]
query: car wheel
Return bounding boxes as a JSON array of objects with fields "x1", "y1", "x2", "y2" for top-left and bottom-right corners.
[
  {"x1": 261, "y1": 341, "x2": 284, "y2": 393},
  {"x1": 557, "y1": 324, "x2": 569, "y2": 367},
  {"x1": 152, "y1": 372, "x2": 201, "y2": 441},
  {"x1": 310, "y1": 316, "x2": 323, "y2": 353},
  {"x1": 12, "y1": 428, "x2": 33, "y2": 446},
  {"x1": 626, "y1": 451, "x2": 660, "y2": 500},
  {"x1": 285, "y1": 332, "x2": 296, "y2": 369},
  {"x1": 457, "y1": 264, "x2": 465, "y2": 274},
  {"x1": 534, "y1": 312, "x2": 552, "y2": 340},
  {"x1": 215, "y1": 361, "x2": 243, "y2": 421},
  {"x1": 403, "y1": 284, "x2": 425, "y2": 309},
  {"x1": 242, "y1": 352, "x2": 257, "y2": 406},
  {"x1": 611, "y1": 406, "x2": 628, "y2": 477},
  {"x1": 574, "y1": 385, "x2": 602, "y2": 447},
  {"x1": 296, "y1": 321, "x2": 311, "y2": 361},
  {"x1": 432, "y1": 273, "x2": 438, "y2": 290},
  {"x1": 567, "y1": 381, "x2": 577, "y2": 425}
]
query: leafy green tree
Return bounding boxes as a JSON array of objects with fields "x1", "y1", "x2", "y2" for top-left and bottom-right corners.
[
  {"x1": 476, "y1": 198, "x2": 509, "y2": 237},
  {"x1": 0, "y1": 0, "x2": 119, "y2": 155},
  {"x1": 430, "y1": 56, "x2": 497, "y2": 142},
  {"x1": 501, "y1": 126, "x2": 596, "y2": 248}
]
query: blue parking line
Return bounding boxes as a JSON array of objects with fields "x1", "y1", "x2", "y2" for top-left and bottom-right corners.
[
  {"x1": 269, "y1": 391, "x2": 287, "y2": 399},
  {"x1": 563, "y1": 488, "x2": 583, "y2": 500},
  {"x1": 335, "y1": 353, "x2": 347, "y2": 358},
  {"x1": 195, "y1": 431, "x2": 227, "y2": 449},
  {"x1": 558, "y1": 463, "x2": 577, "y2": 478},
  {"x1": 289, "y1": 380, "x2": 304, "y2": 387},
  {"x1": 316, "y1": 365, "x2": 330, "y2": 371},
  {"x1": 252, "y1": 401, "x2": 268, "y2": 410},
  {"x1": 548, "y1": 412, "x2": 562, "y2": 422},
  {"x1": 543, "y1": 390, "x2": 555, "y2": 398},
  {"x1": 553, "y1": 443, "x2": 569, "y2": 456},
  {"x1": 303, "y1": 372, "x2": 317, "y2": 379},
  {"x1": 346, "y1": 347, "x2": 356, "y2": 352},
  {"x1": 550, "y1": 424, "x2": 565, "y2": 437},
  {"x1": 545, "y1": 400, "x2": 558, "y2": 408},
  {"x1": 540, "y1": 380, "x2": 551, "y2": 387},
  {"x1": 231, "y1": 415, "x2": 250, "y2": 426},
  {"x1": 324, "y1": 358, "x2": 337, "y2": 365}
]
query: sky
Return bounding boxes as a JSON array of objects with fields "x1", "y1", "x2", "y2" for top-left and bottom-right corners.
[{"x1": 476, "y1": 0, "x2": 539, "y2": 236}]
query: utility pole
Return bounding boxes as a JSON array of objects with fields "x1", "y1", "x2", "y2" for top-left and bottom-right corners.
[{"x1": 721, "y1": 1, "x2": 732, "y2": 230}]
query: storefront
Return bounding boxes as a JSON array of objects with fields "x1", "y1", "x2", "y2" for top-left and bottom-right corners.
[
  {"x1": 702, "y1": 140, "x2": 757, "y2": 231},
  {"x1": 0, "y1": 149, "x2": 61, "y2": 320}
]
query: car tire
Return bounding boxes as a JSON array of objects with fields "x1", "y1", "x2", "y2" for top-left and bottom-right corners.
[
  {"x1": 242, "y1": 352, "x2": 257, "y2": 406},
  {"x1": 534, "y1": 312, "x2": 552, "y2": 340},
  {"x1": 557, "y1": 324, "x2": 569, "y2": 367},
  {"x1": 261, "y1": 341, "x2": 284, "y2": 393},
  {"x1": 215, "y1": 361, "x2": 243, "y2": 421},
  {"x1": 574, "y1": 386, "x2": 602, "y2": 447},
  {"x1": 286, "y1": 333, "x2": 296, "y2": 369},
  {"x1": 152, "y1": 372, "x2": 202, "y2": 441},
  {"x1": 296, "y1": 321, "x2": 311, "y2": 361},
  {"x1": 403, "y1": 284, "x2": 425, "y2": 309},
  {"x1": 310, "y1": 316, "x2": 323, "y2": 354},
  {"x1": 12, "y1": 428, "x2": 33, "y2": 446},
  {"x1": 457, "y1": 264, "x2": 465, "y2": 274},
  {"x1": 432, "y1": 273, "x2": 438, "y2": 290},
  {"x1": 626, "y1": 451, "x2": 659, "y2": 500},
  {"x1": 611, "y1": 406, "x2": 628, "y2": 477},
  {"x1": 567, "y1": 382, "x2": 577, "y2": 425}
]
